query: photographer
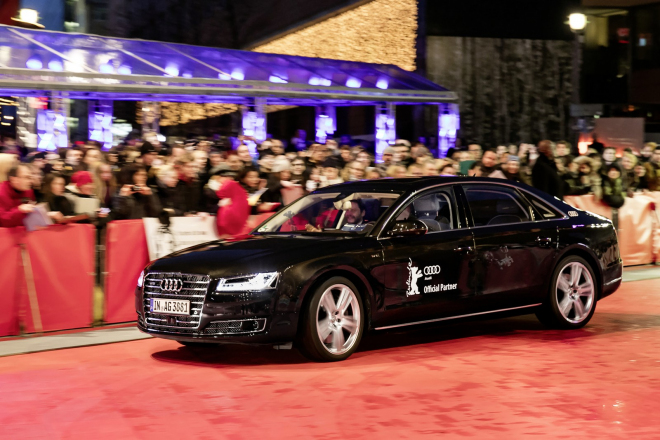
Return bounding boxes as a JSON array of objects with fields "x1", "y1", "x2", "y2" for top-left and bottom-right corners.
[{"x1": 113, "y1": 164, "x2": 161, "y2": 220}]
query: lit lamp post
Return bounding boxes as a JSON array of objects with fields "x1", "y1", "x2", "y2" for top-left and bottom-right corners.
[{"x1": 567, "y1": 12, "x2": 587, "y2": 154}]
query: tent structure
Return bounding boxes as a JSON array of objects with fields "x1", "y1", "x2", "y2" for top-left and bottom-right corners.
[{"x1": 0, "y1": 24, "x2": 458, "y2": 157}]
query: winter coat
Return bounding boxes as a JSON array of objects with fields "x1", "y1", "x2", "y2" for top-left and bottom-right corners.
[
  {"x1": 0, "y1": 180, "x2": 35, "y2": 227},
  {"x1": 532, "y1": 154, "x2": 564, "y2": 199},
  {"x1": 645, "y1": 162, "x2": 660, "y2": 191},
  {"x1": 601, "y1": 176, "x2": 626, "y2": 209},
  {"x1": 173, "y1": 177, "x2": 201, "y2": 214},
  {"x1": 46, "y1": 195, "x2": 74, "y2": 217},
  {"x1": 112, "y1": 191, "x2": 161, "y2": 220},
  {"x1": 155, "y1": 181, "x2": 184, "y2": 217},
  {"x1": 215, "y1": 180, "x2": 249, "y2": 236}
]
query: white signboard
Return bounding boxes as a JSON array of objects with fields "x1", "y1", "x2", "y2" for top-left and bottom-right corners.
[{"x1": 143, "y1": 216, "x2": 220, "y2": 260}]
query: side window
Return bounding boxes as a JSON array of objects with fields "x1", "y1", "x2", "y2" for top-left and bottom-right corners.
[
  {"x1": 394, "y1": 187, "x2": 458, "y2": 233},
  {"x1": 528, "y1": 195, "x2": 564, "y2": 220},
  {"x1": 463, "y1": 184, "x2": 532, "y2": 227}
]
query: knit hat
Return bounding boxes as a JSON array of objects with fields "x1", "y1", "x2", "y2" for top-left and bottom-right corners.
[
  {"x1": 383, "y1": 146, "x2": 396, "y2": 155},
  {"x1": 71, "y1": 171, "x2": 93, "y2": 187}
]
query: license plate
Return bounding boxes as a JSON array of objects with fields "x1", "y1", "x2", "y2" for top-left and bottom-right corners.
[{"x1": 150, "y1": 298, "x2": 190, "y2": 315}]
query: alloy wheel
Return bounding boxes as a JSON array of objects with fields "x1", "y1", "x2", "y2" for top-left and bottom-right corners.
[
  {"x1": 315, "y1": 284, "x2": 361, "y2": 355},
  {"x1": 555, "y1": 261, "x2": 595, "y2": 324}
]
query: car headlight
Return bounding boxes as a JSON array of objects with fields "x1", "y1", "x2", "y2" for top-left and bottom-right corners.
[
  {"x1": 215, "y1": 272, "x2": 279, "y2": 292},
  {"x1": 137, "y1": 270, "x2": 145, "y2": 288}
]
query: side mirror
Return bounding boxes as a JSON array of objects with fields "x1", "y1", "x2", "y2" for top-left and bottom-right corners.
[{"x1": 387, "y1": 219, "x2": 428, "y2": 237}]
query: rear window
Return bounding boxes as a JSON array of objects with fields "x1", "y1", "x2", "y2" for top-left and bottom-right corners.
[{"x1": 463, "y1": 184, "x2": 532, "y2": 227}]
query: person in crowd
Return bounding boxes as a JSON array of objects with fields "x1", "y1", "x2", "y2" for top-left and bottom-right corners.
[
  {"x1": 236, "y1": 144, "x2": 255, "y2": 169},
  {"x1": 226, "y1": 151, "x2": 244, "y2": 173},
  {"x1": 365, "y1": 167, "x2": 383, "y2": 180},
  {"x1": 271, "y1": 139, "x2": 286, "y2": 156},
  {"x1": 93, "y1": 163, "x2": 117, "y2": 209},
  {"x1": 633, "y1": 164, "x2": 649, "y2": 191},
  {"x1": 468, "y1": 144, "x2": 483, "y2": 161},
  {"x1": 113, "y1": 164, "x2": 161, "y2": 220},
  {"x1": 439, "y1": 163, "x2": 456, "y2": 175},
  {"x1": 215, "y1": 170, "x2": 250, "y2": 236},
  {"x1": 64, "y1": 170, "x2": 108, "y2": 223},
  {"x1": 208, "y1": 149, "x2": 224, "y2": 173},
  {"x1": 495, "y1": 145, "x2": 508, "y2": 159},
  {"x1": 620, "y1": 152, "x2": 637, "y2": 193},
  {"x1": 61, "y1": 147, "x2": 83, "y2": 182},
  {"x1": 355, "y1": 149, "x2": 372, "y2": 168},
  {"x1": 0, "y1": 153, "x2": 17, "y2": 182},
  {"x1": 173, "y1": 155, "x2": 201, "y2": 215},
  {"x1": 307, "y1": 143, "x2": 329, "y2": 168},
  {"x1": 412, "y1": 146, "x2": 431, "y2": 165},
  {"x1": 81, "y1": 147, "x2": 103, "y2": 172},
  {"x1": 423, "y1": 159, "x2": 439, "y2": 176},
  {"x1": 343, "y1": 160, "x2": 366, "y2": 181},
  {"x1": 407, "y1": 163, "x2": 424, "y2": 177},
  {"x1": 386, "y1": 164, "x2": 407, "y2": 178},
  {"x1": 305, "y1": 166, "x2": 323, "y2": 192},
  {"x1": 289, "y1": 157, "x2": 307, "y2": 185},
  {"x1": 377, "y1": 146, "x2": 396, "y2": 174},
  {"x1": 532, "y1": 140, "x2": 563, "y2": 199},
  {"x1": 393, "y1": 141, "x2": 413, "y2": 167},
  {"x1": 601, "y1": 147, "x2": 618, "y2": 173},
  {"x1": 0, "y1": 163, "x2": 62, "y2": 226},
  {"x1": 339, "y1": 145, "x2": 353, "y2": 168},
  {"x1": 601, "y1": 163, "x2": 626, "y2": 209},
  {"x1": 501, "y1": 156, "x2": 522, "y2": 181},
  {"x1": 468, "y1": 161, "x2": 483, "y2": 177},
  {"x1": 43, "y1": 174, "x2": 74, "y2": 216},
  {"x1": 257, "y1": 150, "x2": 276, "y2": 178},
  {"x1": 589, "y1": 133, "x2": 605, "y2": 154},
  {"x1": 320, "y1": 157, "x2": 344, "y2": 188},
  {"x1": 570, "y1": 156, "x2": 597, "y2": 196},
  {"x1": 480, "y1": 149, "x2": 506, "y2": 178},
  {"x1": 555, "y1": 141, "x2": 574, "y2": 162},
  {"x1": 640, "y1": 142, "x2": 655, "y2": 163},
  {"x1": 155, "y1": 165, "x2": 183, "y2": 216},
  {"x1": 262, "y1": 157, "x2": 294, "y2": 206},
  {"x1": 290, "y1": 129, "x2": 307, "y2": 152},
  {"x1": 643, "y1": 145, "x2": 660, "y2": 191},
  {"x1": 28, "y1": 163, "x2": 44, "y2": 202}
]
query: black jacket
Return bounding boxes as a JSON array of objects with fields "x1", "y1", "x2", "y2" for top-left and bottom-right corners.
[
  {"x1": 532, "y1": 154, "x2": 564, "y2": 200},
  {"x1": 112, "y1": 192, "x2": 162, "y2": 220}
]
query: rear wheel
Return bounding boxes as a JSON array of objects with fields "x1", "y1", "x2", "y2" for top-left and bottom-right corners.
[
  {"x1": 299, "y1": 277, "x2": 364, "y2": 362},
  {"x1": 536, "y1": 256, "x2": 597, "y2": 329}
]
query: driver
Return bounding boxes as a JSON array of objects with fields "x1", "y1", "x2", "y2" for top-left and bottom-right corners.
[{"x1": 305, "y1": 199, "x2": 368, "y2": 232}]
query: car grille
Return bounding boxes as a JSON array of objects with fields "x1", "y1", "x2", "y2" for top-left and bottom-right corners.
[
  {"x1": 143, "y1": 272, "x2": 209, "y2": 334},
  {"x1": 203, "y1": 319, "x2": 267, "y2": 335}
]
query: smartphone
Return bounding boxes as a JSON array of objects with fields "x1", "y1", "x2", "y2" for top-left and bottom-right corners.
[{"x1": 100, "y1": 208, "x2": 111, "y2": 215}]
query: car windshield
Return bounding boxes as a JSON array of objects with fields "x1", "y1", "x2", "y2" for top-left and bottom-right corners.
[{"x1": 256, "y1": 191, "x2": 402, "y2": 234}]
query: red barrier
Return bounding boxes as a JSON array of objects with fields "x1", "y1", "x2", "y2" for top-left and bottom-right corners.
[
  {"x1": 0, "y1": 228, "x2": 24, "y2": 337},
  {"x1": 104, "y1": 220, "x2": 149, "y2": 324},
  {"x1": 20, "y1": 224, "x2": 95, "y2": 333}
]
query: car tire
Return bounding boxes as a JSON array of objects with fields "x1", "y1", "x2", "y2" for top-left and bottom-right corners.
[
  {"x1": 298, "y1": 276, "x2": 365, "y2": 362},
  {"x1": 536, "y1": 256, "x2": 598, "y2": 329}
]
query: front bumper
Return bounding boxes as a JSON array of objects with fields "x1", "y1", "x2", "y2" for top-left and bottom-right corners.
[
  {"x1": 136, "y1": 282, "x2": 299, "y2": 345},
  {"x1": 600, "y1": 259, "x2": 623, "y2": 299}
]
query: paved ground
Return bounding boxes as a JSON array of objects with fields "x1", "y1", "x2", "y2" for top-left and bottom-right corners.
[{"x1": 1, "y1": 277, "x2": 659, "y2": 439}]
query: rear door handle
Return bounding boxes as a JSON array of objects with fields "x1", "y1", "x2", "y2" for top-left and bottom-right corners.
[
  {"x1": 454, "y1": 246, "x2": 474, "y2": 254},
  {"x1": 536, "y1": 237, "x2": 552, "y2": 245}
]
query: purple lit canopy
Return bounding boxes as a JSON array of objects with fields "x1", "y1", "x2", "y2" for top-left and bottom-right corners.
[{"x1": 0, "y1": 25, "x2": 456, "y2": 106}]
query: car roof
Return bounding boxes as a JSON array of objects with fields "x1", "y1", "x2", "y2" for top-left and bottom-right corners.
[{"x1": 312, "y1": 176, "x2": 524, "y2": 193}]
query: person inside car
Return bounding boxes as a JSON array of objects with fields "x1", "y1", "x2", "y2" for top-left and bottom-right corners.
[{"x1": 305, "y1": 199, "x2": 368, "y2": 232}]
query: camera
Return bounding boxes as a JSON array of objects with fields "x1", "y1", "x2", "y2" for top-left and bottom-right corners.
[{"x1": 131, "y1": 185, "x2": 142, "y2": 192}]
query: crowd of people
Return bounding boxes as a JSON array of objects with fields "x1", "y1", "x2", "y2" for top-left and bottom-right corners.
[{"x1": 0, "y1": 130, "x2": 659, "y2": 231}]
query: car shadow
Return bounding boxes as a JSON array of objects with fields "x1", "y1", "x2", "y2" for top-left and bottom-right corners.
[{"x1": 150, "y1": 311, "x2": 660, "y2": 367}]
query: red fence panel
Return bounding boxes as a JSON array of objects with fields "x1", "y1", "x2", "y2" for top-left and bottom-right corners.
[
  {"x1": 0, "y1": 228, "x2": 24, "y2": 337},
  {"x1": 21, "y1": 224, "x2": 95, "y2": 333},
  {"x1": 104, "y1": 220, "x2": 149, "y2": 324}
]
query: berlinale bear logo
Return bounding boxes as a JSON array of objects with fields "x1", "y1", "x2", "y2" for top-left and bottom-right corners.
[{"x1": 406, "y1": 258, "x2": 423, "y2": 297}]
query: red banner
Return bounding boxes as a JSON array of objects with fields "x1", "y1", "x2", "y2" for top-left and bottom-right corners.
[
  {"x1": 20, "y1": 224, "x2": 95, "y2": 333},
  {"x1": 104, "y1": 220, "x2": 149, "y2": 324},
  {"x1": 0, "y1": 228, "x2": 24, "y2": 337}
]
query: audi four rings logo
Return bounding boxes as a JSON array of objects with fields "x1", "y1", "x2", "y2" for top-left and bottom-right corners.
[
  {"x1": 424, "y1": 265, "x2": 441, "y2": 276},
  {"x1": 160, "y1": 278, "x2": 183, "y2": 292}
]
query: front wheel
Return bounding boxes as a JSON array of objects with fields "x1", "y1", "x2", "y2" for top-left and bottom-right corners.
[
  {"x1": 299, "y1": 277, "x2": 365, "y2": 362},
  {"x1": 536, "y1": 256, "x2": 597, "y2": 329}
]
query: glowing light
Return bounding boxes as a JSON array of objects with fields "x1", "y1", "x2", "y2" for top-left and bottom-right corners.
[
  {"x1": 375, "y1": 105, "x2": 396, "y2": 162},
  {"x1": 117, "y1": 65, "x2": 132, "y2": 75},
  {"x1": 89, "y1": 101, "x2": 113, "y2": 150},
  {"x1": 568, "y1": 13, "x2": 587, "y2": 31},
  {"x1": 48, "y1": 59, "x2": 63, "y2": 71},
  {"x1": 438, "y1": 104, "x2": 460, "y2": 157},
  {"x1": 19, "y1": 9, "x2": 38, "y2": 24},
  {"x1": 37, "y1": 109, "x2": 68, "y2": 151},
  {"x1": 309, "y1": 76, "x2": 332, "y2": 86},
  {"x1": 26, "y1": 56, "x2": 43, "y2": 70},
  {"x1": 182, "y1": 71, "x2": 193, "y2": 78},
  {"x1": 99, "y1": 62, "x2": 114, "y2": 74},
  {"x1": 164, "y1": 63, "x2": 179, "y2": 77},
  {"x1": 269, "y1": 75, "x2": 288, "y2": 84},
  {"x1": 218, "y1": 72, "x2": 231, "y2": 80},
  {"x1": 346, "y1": 77, "x2": 362, "y2": 88},
  {"x1": 315, "y1": 107, "x2": 336, "y2": 143},
  {"x1": 376, "y1": 78, "x2": 389, "y2": 89},
  {"x1": 231, "y1": 69, "x2": 245, "y2": 80}
]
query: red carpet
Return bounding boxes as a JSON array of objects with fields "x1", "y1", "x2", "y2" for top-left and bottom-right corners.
[{"x1": 1, "y1": 279, "x2": 660, "y2": 439}]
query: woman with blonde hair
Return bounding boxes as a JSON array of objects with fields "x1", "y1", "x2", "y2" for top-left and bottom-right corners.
[{"x1": 93, "y1": 162, "x2": 117, "y2": 208}]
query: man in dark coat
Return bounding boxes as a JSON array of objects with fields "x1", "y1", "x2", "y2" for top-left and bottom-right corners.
[{"x1": 532, "y1": 140, "x2": 564, "y2": 200}]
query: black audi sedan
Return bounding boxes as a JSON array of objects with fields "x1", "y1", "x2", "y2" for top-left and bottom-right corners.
[{"x1": 136, "y1": 177, "x2": 622, "y2": 361}]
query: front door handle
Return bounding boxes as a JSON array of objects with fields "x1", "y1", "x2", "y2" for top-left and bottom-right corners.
[{"x1": 454, "y1": 246, "x2": 474, "y2": 254}]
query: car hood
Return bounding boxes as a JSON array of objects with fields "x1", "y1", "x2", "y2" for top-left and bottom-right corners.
[{"x1": 146, "y1": 234, "x2": 362, "y2": 277}]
